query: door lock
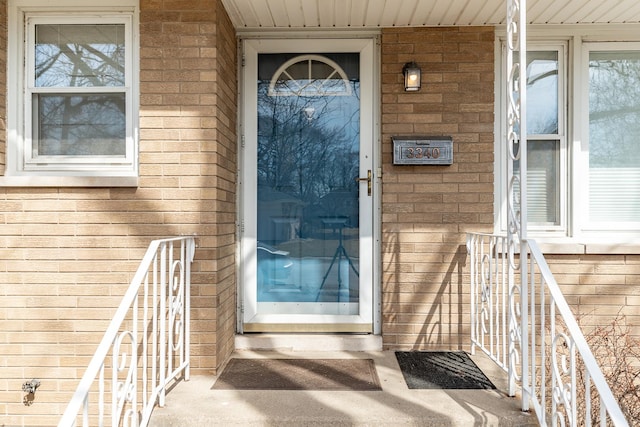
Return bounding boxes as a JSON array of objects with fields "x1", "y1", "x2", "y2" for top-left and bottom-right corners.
[{"x1": 355, "y1": 169, "x2": 372, "y2": 196}]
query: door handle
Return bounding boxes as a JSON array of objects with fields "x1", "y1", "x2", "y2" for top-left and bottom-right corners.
[{"x1": 355, "y1": 169, "x2": 372, "y2": 196}]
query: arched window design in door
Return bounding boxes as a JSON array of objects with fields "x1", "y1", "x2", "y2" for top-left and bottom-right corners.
[{"x1": 268, "y1": 54, "x2": 352, "y2": 96}]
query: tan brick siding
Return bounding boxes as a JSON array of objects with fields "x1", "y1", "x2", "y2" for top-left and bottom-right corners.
[
  {"x1": 136, "y1": 0, "x2": 238, "y2": 376},
  {"x1": 379, "y1": 27, "x2": 640, "y2": 352},
  {"x1": 545, "y1": 254, "x2": 640, "y2": 334},
  {"x1": 380, "y1": 27, "x2": 496, "y2": 350},
  {"x1": 0, "y1": 0, "x2": 237, "y2": 424},
  {"x1": 213, "y1": 0, "x2": 238, "y2": 373}
]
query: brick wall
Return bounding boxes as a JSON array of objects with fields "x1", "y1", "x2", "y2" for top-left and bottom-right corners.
[
  {"x1": 380, "y1": 27, "x2": 495, "y2": 350},
  {"x1": 0, "y1": 0, "x2": 237, "y2": 424},
  {"x1": 379, "y1": 27, "x2": 640, "y2": 351},
  {"x1": 213, "y1": 0, "x2": 238, "y2": 373},
  {"x1": 139, "y1": 0, "x2": 237, "y2": 374},
  {"x1": 545, "y1": 254, "x2": 640, "y2": 335}
]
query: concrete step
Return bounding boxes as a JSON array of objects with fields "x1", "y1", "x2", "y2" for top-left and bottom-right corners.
[{"x1": 149, "y1": 351, "x2": 537, "y2": 427}]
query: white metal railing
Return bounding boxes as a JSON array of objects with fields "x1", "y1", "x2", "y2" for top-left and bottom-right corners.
[
  {"x1": 468, "y1": 232, "x2": 629, "y2": 426},
  {"x1": 59, "y1": 236, "x2": 196, "y2": 427}
]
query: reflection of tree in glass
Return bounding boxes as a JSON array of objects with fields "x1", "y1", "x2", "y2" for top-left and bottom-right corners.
[
  {"x1": 526, "y1": 55, "x2": 559, "y2": 135},
  {"x1": 38, "y1": 94, "x2": 126, "y2": 156},
  {"x1": 35, "y1": 24, "x2": 125, "y2": 87},
  {"x1": 34, "y1": 24, "x2": 126, "y2": 156},
  {"x1": 589, "y1": 55, "x2": 640, "y2": 167},
  {"x1": 257, "y1": 81, "x2": 360, "y2": 206}
]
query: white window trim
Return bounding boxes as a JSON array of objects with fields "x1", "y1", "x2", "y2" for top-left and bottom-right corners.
[
  {"x1": 495, "y1": 25, "x2": 640, "y2": 252},
  {"x1": 4, "y1": 0, "x2": 139, "y2": 187}
]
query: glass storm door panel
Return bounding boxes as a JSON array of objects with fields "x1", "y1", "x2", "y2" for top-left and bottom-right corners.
[{"x1": 241, "y1": 39, "x2": 374, "y2": 332}]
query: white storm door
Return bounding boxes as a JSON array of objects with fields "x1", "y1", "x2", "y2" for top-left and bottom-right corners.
[{"x1": 240, "y1": 38, "x2": 375, "y2": 332}]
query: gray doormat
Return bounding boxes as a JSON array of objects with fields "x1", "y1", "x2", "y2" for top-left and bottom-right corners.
[
  {"x1": 212, "y1": 358, "x2": 382, "y2": 391},
  {"x1": 395, "y1": 351, "x2": 496, "y2": 390}
]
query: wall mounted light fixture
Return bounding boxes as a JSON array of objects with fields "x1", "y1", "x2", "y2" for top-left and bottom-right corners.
[{"x1": 403, "y1": 62, "x2": 421, "y2": 92}]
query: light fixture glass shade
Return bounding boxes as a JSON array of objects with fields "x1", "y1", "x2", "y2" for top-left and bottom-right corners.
[{"x1": 403, "y1": 62, "x2": 421, "y2": 91}]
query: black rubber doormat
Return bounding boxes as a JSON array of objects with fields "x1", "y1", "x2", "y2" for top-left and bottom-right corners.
[
  {"x1": 395, "y1": 351, "x2": 496, "y2": 390},
  {"x1": 212, "y1": 358, "x2": 382, "y2": 391}
]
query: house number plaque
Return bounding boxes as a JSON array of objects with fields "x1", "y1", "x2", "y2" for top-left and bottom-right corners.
[{"x1": 392, "y1": 136, "x2": 453, "y2": 165}]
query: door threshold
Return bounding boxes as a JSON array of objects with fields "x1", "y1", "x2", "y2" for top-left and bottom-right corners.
[{"x1": 235, "y1": 333, "x2": 382, "y2": 352}]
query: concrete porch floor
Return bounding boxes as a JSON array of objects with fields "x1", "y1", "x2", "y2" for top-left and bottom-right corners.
[{"x1": 149, "y1": 338, "x2": 536, "y2": 426}]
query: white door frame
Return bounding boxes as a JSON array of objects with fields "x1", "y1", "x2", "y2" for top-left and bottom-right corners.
[{"x1": 238, "y1": 36, "x2": 381, "y2": 334}]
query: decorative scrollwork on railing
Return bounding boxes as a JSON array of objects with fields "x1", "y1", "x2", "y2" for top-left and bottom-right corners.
[
  {"x1": 508, "y1": 282, "x2": 523, "y2": 385},
  {"x1": 59, "y1": 236, "x2": 196, "y2": 427},
  {"x1": 169, "y1": 258, "x2": 185, "y2": 352},
  {"x1": 506, "y1": 0, "x2": 523, "y2": 246},
  {"x1": 113, "y1": 330, "x2": 138, "y2": 427},
  {"x1": 469, "y1": 234, "x2": 510, "y2": 369},
  {"x1": 479, "y1": 251, "x2": 493, "y2": 342},
  {"x1": 551, "y1": 332, "x2": 576, "y2": 427}
]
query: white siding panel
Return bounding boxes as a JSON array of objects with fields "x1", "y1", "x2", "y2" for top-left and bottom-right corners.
[
  {"x1": 251, "y1": 0, "x2": 276, "y2": 27},
  {"x1": 285, "y1": 0, "x2": 308, "y2": 28},
  {"x1": 439, "y1": 0, "x2": 468, "y2": 25},
  {"x1": 410, "y1": 0, "x2": 436, "y2": 26},
  {"x1": 379, "y1": 0, "x2": 401, "y2": 27},
  {"x1": 581, "y1": 1, "x2": 626, "y2": 23},
  {"x1": 334, "y1": 0, "x2": 351, "y2": 28},
  {"x1": 222, "y1": 0, "x2": 640, "y2": 29},
  {"x1": 427, "y1": 0, "x2": 456, "y2": 25},
  {"x1": 455, "y1": 0, "x2": 486, "y2": 26},
  {"x1": 269, "y1": 0, "x2": 291, "y2": 27},
  {"x1": 350, "y1": 0, "x2": 368, "y2": 27},
  {"x1": 476, "y1": 1, "x2": 505, "y2": 25},
  {"x1": 300, "y1": 0, "x2": 320, "y2": 27},
  {"x1": 554, "y1": 0, "x2": 604, "y2": 24},
  {"x1": 282, "y1": 0, "x2": 305, "y2": 27},
  {"x1": 609, "y1": 0, "x2": 640, "y2": 23},
  {"x1": 222, "y1": 0, "x2": 261, "y2": 27},
  {"x1": 531, "y1": 0, "x2": 567, "y2": 24},
  {"x1": 549, "y1": 0, "x2": 588, "y2": 24},
  {"x1": 528, "y1": 0, "x2": 558, "y2": 24},
  {"x1": 317, "y1": 0, "x2": 335, "y2": 27},
  {"x1": 364, "y1": 0, "x2": 386, "y2": 27},
  {"x1": 395, "y1": 0, "x2": 420, "y2": 27}
]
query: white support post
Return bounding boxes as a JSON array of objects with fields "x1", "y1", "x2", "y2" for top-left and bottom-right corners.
[
  {"x1": 159, "y1": 243, "x2": 167, "y2": 408},
  {"x1": 505, "y1": 0, "x2": 528, "y2": 411},
  {"x1": 518, "y1": 0, "x2": 529, "y2": 412}
]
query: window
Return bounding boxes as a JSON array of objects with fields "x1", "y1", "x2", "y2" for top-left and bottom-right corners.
[
  {"x1": 498, "y1": 33, "x2": 640, "y2": 242},
  {"x1": 585, "y1": 46, "x2": 640, "y2": 229},
  {"x1": 268, "y1": 54, "x2": 352, "y2": 96},
  {"x1": 6, "y1": 0, "x2": 138, "y2": 185},
  {"x1": 512, "y1": 49, "x2": 565, "y2": 230}
]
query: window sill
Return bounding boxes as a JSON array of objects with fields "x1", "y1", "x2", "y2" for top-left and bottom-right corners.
[
  {"x1": 535, "y1": 239, "x2": 640, "y2": 255},
  {"x1": 0, "y1": 175, "x2": 138, "y2": 187}
]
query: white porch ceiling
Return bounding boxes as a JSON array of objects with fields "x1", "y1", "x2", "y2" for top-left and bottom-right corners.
[{"x1": 221, "y1": 0, "x2": 640, "y2": 29}]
